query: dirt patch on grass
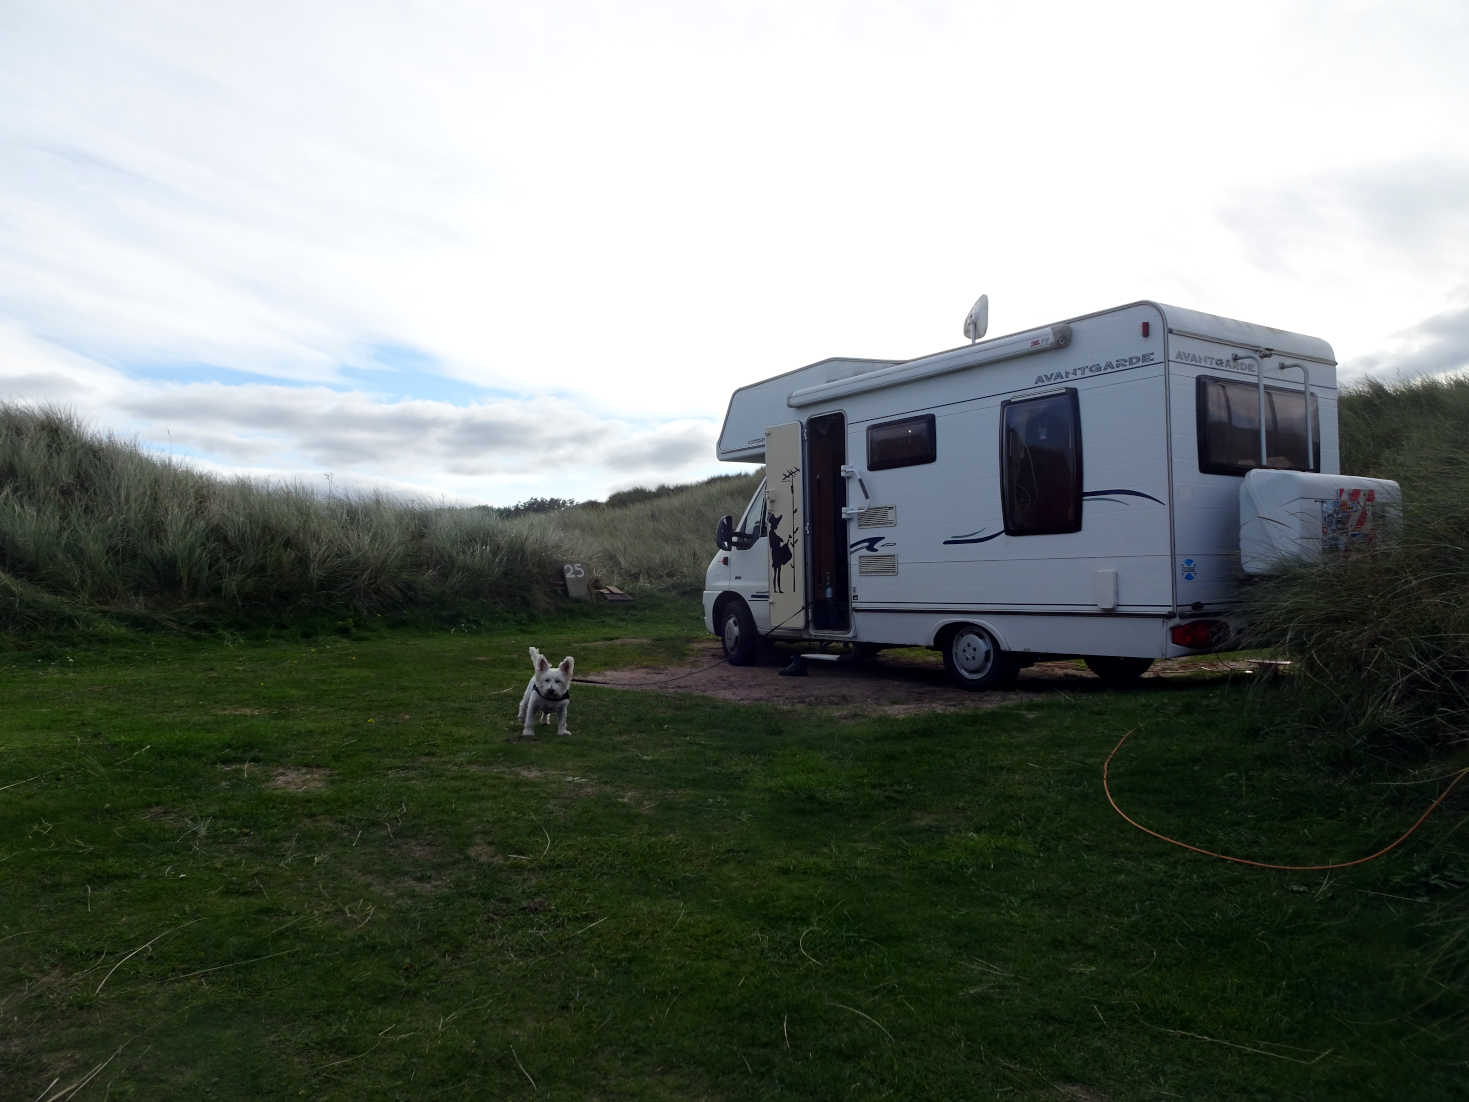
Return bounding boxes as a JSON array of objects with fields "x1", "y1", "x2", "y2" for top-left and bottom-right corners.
[
  {"x1": 267, "y1": 767, "x2": 333, "y2": 791},
  {"x1": 219, "y1": 763, "x2": 333, "y2": 791},
  {"x1": 583, "y1": 640, "x2": 1264, "y2": 716},
  {"x1": 467, "y1": 840, "x2": 503, "y2": 864}
]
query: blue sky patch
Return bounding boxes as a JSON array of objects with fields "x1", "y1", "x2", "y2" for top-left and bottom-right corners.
[
  {"x1": 127, "y1": 362, "x2": 314, "y2": 389},
  {"x1": 341, "y1": 342, "x2": 508, "y2": 405},
  {"x1": 124, "y1": 345, "x2": 516, "y2": 407}
]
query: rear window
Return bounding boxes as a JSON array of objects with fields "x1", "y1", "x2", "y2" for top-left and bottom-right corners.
[
  {"x1": 867, "y1": 414, "x2": 936, "y2": 470},
  {"x1": 1196, "y1": 376, "x2": 1320, "y2": 475},
  {"x1": 1001, "y1": 389, "x2": 1082, "y2": 535}
]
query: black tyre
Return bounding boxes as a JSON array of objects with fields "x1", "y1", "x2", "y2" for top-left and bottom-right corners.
[
  {"x1": 941, "y1": 624, "x2": 1018, "y2": 691},
  {"x1": 1083, "y1": 655, "x2": 1154, "y2": 687},
  {"x1": 719, "y1": 599, "x2": 759, "y2": 666}
]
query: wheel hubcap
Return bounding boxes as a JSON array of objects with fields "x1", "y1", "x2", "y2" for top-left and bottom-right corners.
[
  {"x1": 723, "y1": 616, "x2": 741, "y2": 652},
  {"x1": 953, "y1": 630, "x2": 993, "y2": 677}
]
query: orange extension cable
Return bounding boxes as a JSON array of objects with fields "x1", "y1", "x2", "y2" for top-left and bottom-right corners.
[{"x1": 1103, "y1": 729, "x2": 1469, "y2": 872}]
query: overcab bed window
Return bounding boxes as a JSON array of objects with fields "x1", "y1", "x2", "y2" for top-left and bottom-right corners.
[
  {"x1": 1196, "y1": 376, "x2": 1320, "y2": 475},
  {"x1": 867, "y1": 414, "x2": 936, "y2": 470},
  {"x1": 1001, "y1": 389, "x2": 1082, "y2": 536}
]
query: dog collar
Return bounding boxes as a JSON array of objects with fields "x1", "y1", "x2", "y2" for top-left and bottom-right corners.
[{"x1": 534, "y1": 685, "x2": 569, "y2": 702}]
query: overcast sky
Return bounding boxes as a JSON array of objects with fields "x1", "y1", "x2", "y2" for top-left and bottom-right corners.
[{"x1": 3, "y1": 0, "x2": 1467, "y2": 506}]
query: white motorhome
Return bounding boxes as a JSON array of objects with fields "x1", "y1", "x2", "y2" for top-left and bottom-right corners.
[{"x1": 702, "y1": 299, "x2": 1399, "y2": 689}]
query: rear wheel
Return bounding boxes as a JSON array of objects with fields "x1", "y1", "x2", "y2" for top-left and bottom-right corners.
[
  {"x1": 941, "y1": 624, "x2": 1018, "y2": 691},
  {"x1": 1084, "y1": 655, "x2": 1154, "y2": 687},
  {"x1": 719, "y1": 599, "x2": 759, "y2": 666}
]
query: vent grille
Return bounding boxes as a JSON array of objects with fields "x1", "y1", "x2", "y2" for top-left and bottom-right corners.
[
  {"x1": 857, "y1": 505, "x2": 897, "y2": 528},
  {"x1": 858, "y1": 553, "x2": 899, "y2": 576}
]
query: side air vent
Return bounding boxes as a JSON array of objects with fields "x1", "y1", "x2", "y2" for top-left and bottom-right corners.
[
  {"x1": 857, "y1": 505, "x2": 897, "y2": 528},
  {"x1": 858, "y1": 553, "x2": 899, "y2": 576}
]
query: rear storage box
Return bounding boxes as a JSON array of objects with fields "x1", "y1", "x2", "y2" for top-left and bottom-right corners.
[{"x1": 1240, "y1": 470, "x2": 1402, "y2": 575}]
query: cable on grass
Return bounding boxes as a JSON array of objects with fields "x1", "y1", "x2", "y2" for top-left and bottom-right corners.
[{"x1": 1103, "y1": 728, "x2": 1468, "y2": 871}]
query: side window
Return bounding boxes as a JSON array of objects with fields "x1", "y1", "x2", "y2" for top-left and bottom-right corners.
[
  {"x1": 868, "y1": 414, "x2": 936, "y2": 470},
  {"x1": 1196, "y1": 376, "x2": 1320, "y2": 475},
  {"x1": 733, "y1": 479, "x2": 767, "y2": 546},
  {"x1": 1001, "y1": 390, "x2": 1082, "y2": 536}
]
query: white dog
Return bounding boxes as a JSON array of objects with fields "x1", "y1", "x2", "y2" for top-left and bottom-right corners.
[{"x1": 517, "y1": 646, "x2": 575, "y2": 738}]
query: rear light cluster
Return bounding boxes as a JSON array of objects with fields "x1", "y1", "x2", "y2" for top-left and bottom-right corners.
[{"x1": 1170, "y1": 619, "x2": 1228, "y2": 649}]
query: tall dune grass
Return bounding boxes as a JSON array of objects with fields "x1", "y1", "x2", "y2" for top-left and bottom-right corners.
[
  {"x1": 0, "y1": 404, "x2": 757, "y2": 633},
  {"x1": 1244, "y1": 374, "x2": 1469, "y2": 751}
]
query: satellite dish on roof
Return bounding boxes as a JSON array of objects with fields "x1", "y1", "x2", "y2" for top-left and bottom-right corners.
[{"x1": 963, "y1": 294, "x2": 989, "y2": 343}]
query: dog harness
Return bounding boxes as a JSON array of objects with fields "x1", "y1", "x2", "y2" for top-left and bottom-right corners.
[{"x1": 533, "y1": 685, "x2": 569, "y2": 703}]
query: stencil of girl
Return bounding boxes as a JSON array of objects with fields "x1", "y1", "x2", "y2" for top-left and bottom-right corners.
[{"x1": 768, "y1": 512, "x2": 793, "y2": 592}]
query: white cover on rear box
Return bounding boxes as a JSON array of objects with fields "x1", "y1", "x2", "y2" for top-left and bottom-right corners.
[{"x1": 1239, "y1": 470, "x2": 1402, "y2": 575}]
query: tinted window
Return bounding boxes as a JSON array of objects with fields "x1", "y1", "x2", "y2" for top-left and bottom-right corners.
[
  {"x1": 868, "y1": 414, "x2": 936, "y2": 470},
  {"x1": 1001, "y1": 390, "x2": 1082, "y2": 535},
  {"x1": 1196, "y1": 376, "x2": 1320, "y2": 475}
]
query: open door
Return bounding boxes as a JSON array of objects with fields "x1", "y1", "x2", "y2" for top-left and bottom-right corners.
[
  {"x1": 765, "y1": 422, "x2": 806, "y2": 634},
  {"x1": 806, "y1": 411, "x2": 850, "y2": 632}
]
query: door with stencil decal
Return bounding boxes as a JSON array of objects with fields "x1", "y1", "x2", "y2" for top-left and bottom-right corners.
[{"x1": 765, "y1": 422, "x2": 806, "y2": 633}]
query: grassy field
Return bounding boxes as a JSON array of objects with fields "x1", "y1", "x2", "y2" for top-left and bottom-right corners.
[{"x1": 3, "y1": 600, "x2": 1465, "y2": 1100}]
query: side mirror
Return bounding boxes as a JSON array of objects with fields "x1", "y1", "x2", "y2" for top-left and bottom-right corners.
[{"x1": 716, "y1": 514, "x2": 734, "y2": 552}]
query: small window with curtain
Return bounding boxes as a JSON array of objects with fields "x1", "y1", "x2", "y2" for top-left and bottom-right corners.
[
  {"x1": 1001, "y1": 389, "x2": 1082, "y2": 536},
  {"x1": 867, "y1": 413, "x2": 936, "y2": 470},
  {"x1": 1196, "y1": 376, "x2": 1320, "y2": 475}
]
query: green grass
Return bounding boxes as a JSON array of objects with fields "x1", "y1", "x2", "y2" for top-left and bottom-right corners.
[{"x1": 2, "y1": 603, "x2": 1465, "y2": 1099}]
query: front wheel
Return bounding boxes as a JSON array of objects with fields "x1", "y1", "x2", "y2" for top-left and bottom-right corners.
[
  {"x1": 719, "y1": 599, "x2": 759, "y2": 666},
  {"x1": 1084, "y1": 655, "x2": 1154, "y2": 687},
  {"x1": 941, "y1": 624, "x2": 1018, "y2": 691}
]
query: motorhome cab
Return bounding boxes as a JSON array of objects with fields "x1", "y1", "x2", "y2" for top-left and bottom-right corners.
[{"x1": 702, "y1": 299, "x2": 1400, "y2": 689}]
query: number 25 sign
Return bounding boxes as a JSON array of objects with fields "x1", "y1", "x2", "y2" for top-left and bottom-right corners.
[{"x1": 562, "y1": 563, "x2": 590, "y2": 599}]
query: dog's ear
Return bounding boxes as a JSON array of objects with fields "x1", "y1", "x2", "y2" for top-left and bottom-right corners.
[
  {"x1": 559, "y1": 656, "x2": 575, "y2": 678},
  {"x1": 529, "y1": 646, "x2": 547, "y2": 672}
]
